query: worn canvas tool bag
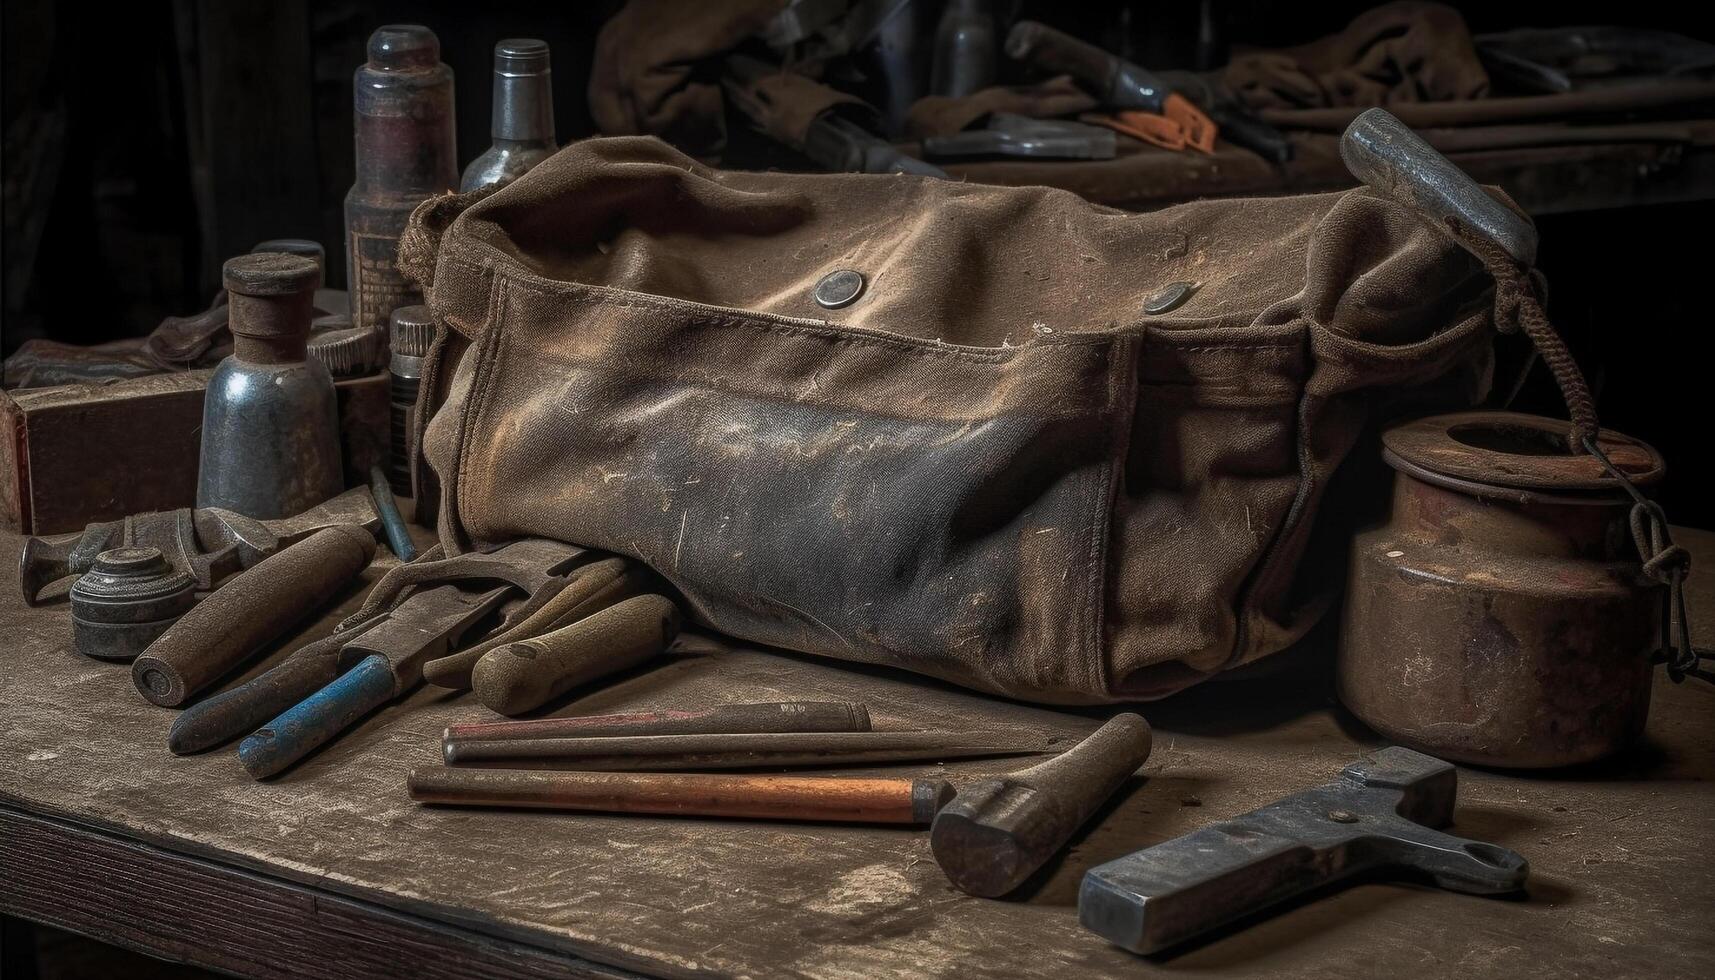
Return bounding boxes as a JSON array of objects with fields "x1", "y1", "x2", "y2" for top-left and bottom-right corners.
[{"x1": 398, "y1": 136, "x2": 1498, "y2": 704}]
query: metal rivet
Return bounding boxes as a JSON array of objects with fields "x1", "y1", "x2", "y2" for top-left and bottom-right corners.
[
  {"x1": 1327, "y1": 809, "x2": 1359, "y2": 824},
  {"x1": 814, "y1": 269, "x2": 866, "y2": 309},
  {"x1": 1143, "y1": 280, "x2": 1198, "y2": 315}
]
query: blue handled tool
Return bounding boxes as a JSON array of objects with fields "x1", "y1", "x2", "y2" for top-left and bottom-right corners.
[
  {"x1": 238, "y1": 583, "x2": 512, "y2": 778},
  {"x1": 169, "y1": 615, "x2": 384, "y2": 755}
]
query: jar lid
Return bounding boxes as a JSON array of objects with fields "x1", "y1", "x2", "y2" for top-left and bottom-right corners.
[
  {"x1": 1381, "y1": 411, "x2": 1664, "y2": 494},
  {"x1": 389, "y1": 305, "x2": 437, "y2": 357},
  {"x1": 70, "y1": 547, "x2": 197, "y2": 609},
  {"x1": 308, "y1": 318, "x2": 386, "y2": 377}
]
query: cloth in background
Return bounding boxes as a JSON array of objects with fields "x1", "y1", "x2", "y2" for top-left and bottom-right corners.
[
  {"x1": 1224, "y1": 2, "x2": 1490, "y2": 111},
  {"x1": 588, "y1": 0, "x2": 789, "y2": 158}
]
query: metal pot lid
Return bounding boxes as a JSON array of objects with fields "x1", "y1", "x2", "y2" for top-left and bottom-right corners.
[{"x1": 1381, "y1": 411, "x2": 1664, "y2": 493}]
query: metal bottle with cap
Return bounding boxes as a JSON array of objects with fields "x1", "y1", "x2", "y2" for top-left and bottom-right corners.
[
  {"x1": 388, "y1": 305, "x2": 437, "y2": 499},
  {"x1": 196, "y1": 253, "x2": 344, "y2": 519},
  {"x1": 346, "y1": 25, "x2": 456, "y2": 338},
  {"x1": 461, "y1": 39, "x2": 557, "y2": 192}
]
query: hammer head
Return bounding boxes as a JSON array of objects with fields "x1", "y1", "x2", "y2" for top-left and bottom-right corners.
[{"x1": 931, "y1": 713, "x2": 1151, "y2": 898}]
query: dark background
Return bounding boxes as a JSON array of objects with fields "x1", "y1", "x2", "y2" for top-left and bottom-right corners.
[{"x1": 0, "y1": 0, "x2": 1707, "y2": 522}]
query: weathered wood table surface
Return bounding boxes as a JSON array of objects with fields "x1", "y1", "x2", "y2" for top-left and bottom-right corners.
[{"x1": 3, "y1": 529, "x2": 1712, "y2": 978}]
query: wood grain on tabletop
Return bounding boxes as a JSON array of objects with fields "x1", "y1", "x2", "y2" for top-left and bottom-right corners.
[{"x1": 1, "y1": 530, "x2": 1712, "y2": 979}]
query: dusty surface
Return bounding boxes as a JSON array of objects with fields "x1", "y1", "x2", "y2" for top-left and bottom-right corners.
[{"x1": 2, "y1": 529, "x2": 1713, "y2": 979}]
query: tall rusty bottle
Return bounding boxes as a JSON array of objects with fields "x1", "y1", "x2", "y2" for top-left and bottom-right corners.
[
  {"x1": 345, "y1": 25, "x2": 456, "y2": 339},
  {"x1": 1338, "y1": 412, "x2": 1666, "y2": 768}
]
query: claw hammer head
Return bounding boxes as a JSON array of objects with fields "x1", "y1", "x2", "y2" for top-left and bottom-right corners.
[{"x1": 932, "y1": 713, "x2": 1152, "y2": 898}]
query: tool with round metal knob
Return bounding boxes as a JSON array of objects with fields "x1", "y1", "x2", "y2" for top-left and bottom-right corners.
[{"x1": 69, "y1": 548, "x2": 197, "y2": 662}]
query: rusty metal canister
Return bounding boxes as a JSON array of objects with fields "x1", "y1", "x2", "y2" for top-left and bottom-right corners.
[
  {"x1": 1338, "y1": 411, "x2": 1666, "y2": 768},
  {"x1": 345, "y1": 25, "x2": 456, "y2": 339}
]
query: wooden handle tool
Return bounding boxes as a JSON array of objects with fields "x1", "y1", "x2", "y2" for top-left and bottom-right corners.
[
  {"x1": 408, "y1": 768, "x2": 954, "y2": 825},
  {"x1": 132, "y1": 525, "x2": 374, "y2": 707},
  {"x1": 471, "y1": 594, "x2": 681, "y2": 715},
  {"x1": 421, "y1": 556, "x2": 643, "y2": 690}
]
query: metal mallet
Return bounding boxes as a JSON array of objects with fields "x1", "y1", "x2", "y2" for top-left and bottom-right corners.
[{"x1": 931, "y1": 713, "x2": 1152, "y2": 898}]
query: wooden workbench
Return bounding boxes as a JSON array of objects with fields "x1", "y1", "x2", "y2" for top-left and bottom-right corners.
[{"x1": 3, "y1": 530, "x2": 1712, "y2": 979}]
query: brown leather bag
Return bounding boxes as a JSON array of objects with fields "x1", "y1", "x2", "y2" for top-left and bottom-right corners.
[{"x1": 398, "y1": 136, "x2": 1498, "y2": 703}]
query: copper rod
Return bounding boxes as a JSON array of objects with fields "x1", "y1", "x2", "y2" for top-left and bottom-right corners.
[{"x1": 408, "y1": 768, "x2": 954, "y2": 824}]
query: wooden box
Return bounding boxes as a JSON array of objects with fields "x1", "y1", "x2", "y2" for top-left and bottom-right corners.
[{"x1": 2, "y1": 370, "x2": 390, "y2": 534}]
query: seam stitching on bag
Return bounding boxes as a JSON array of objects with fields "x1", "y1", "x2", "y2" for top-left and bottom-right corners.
[
  {"x1": 1159, "y1": 345, "x2": 1301, "y2": 353},
  {"x1": 450, "y1": 277, "x2": 513, "y2": 548},
  {"x1": 1083, "y1": 334, "x2": 1134, "y2": 694}
]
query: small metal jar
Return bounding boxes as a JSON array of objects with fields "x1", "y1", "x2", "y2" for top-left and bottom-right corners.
[{"x1": 1337, "y1": 411, "x2": 1665, "y2": 768}]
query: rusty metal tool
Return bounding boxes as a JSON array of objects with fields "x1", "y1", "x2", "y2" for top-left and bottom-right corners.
[
  {"x1": 471, "y1": 594, "x2": 682, "y2": 715},
  {"x1": 931, "y1": 713, "x2": 1151, "y2": 897},
  {"x1": 174, "y1": 540, "x2": 587, "y2": 755},
  {"x1": 1005, "y1": 21, "x2": 1217, "y2": 153},
  {"x1": 132, "y1": 525, "x2": 376, "y2": 707},
  {"x1": 444, "y1": 702, "x2": 874, "y2": 743},
  {"x1": 409, "y1": 769, "x2": 955, "y2": 825},
  {"x1": 421, "y1": 555, "x2": 644, "y2": 690},
  {"x1": 346, "y1": 539, "x2": 588, "y2": 649},
  {"x1": 20, "y1": 486, "x2": 380, "y2": 606},
  {"x1": 443, "y1": 730, "x2": 1055, "y2": 770},
  {"x1": 238, "y1": 584, "x2": 512, "y2": 778},
  {"x1": 1080, "y1": 746, "x2": 1529, "y2": 955},
  {"x1": 232, "y1": 538, "x2": 586, "y2": 777}
]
